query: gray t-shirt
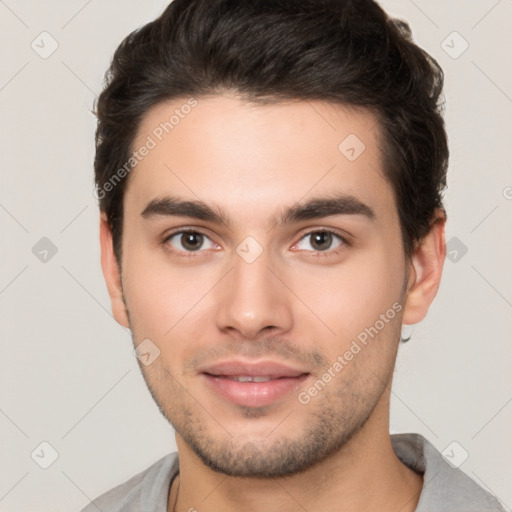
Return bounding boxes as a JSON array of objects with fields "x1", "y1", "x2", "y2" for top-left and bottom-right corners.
[{"x1": 81, "y1": 433, "x2": 505, "y2": 511}]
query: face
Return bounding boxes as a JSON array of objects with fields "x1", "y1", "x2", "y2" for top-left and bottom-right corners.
[{"x1": 104, "y1": 94, "x2": 426, "y2": 477}]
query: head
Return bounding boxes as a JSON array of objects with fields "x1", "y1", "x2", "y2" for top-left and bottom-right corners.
[{"x1": 96, "y1": 0, "x2": 448, "y2": 477}]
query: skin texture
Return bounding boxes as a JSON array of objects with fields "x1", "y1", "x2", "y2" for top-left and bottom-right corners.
[{"x1": 100, "y1": 94, "x2": 446, "y2": 512}]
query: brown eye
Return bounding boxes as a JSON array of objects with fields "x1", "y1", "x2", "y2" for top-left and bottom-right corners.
[
  {"x1": 295, "y1": 231, "x2": 345, "y2": 253},
  {"x1": 165, "y1": 230, "x2": 215, "y2": 252},
  {"x1": 310, "y1": 232, "x2": 333, "y2": 251},
  {"x1": 180, "y1": 232, "x2": 203, "y2": 251}
]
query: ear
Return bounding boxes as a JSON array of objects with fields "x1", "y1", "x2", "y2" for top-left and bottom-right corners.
[
  {"x1": 99, "y1": 213, "x2": 130, "y2": 328},
  {"x1": 401, "y1": 210, "x2": 446, "y2": 325}
]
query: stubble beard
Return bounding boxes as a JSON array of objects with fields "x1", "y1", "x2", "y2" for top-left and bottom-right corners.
[{"x1": 137, "y1": 344, "x2": 396, "y2": 478}]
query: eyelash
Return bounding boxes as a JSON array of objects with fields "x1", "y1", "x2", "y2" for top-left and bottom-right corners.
[{"x1": 161, "y1": 228, "x2": 350, "y2": 258}]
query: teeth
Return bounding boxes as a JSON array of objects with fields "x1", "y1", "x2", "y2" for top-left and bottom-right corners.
[
  {"x1": 227, "y1": 376, "x2": 272, "y2": 382},
  {"x1": 234, "y1": 376, "x2": 253, "y2": 382}
]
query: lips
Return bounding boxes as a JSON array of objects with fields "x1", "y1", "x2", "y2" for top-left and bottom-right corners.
[
  {"x1": 200, "y1": 361, "x2": 307, "y2": 379},
  {"x1": 198, "y1": 360, "x2": 310, "y2": 408},
  {"x1": 223, "y1": 375, "x2": 273, "y2": 382}
]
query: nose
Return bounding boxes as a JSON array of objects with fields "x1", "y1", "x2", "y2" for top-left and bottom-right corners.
[{"x1": 215, "y1": 247, "x2": 293, "y2": 340}]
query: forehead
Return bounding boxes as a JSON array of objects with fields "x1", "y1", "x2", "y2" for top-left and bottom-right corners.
[{"x1": 126, "y1": 94, "x2": 394, "y2": 226}]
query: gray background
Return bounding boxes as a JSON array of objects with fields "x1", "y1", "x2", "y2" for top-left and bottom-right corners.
[{"x1": 0, "y1": 0, "x2": 511, "y2": 510}]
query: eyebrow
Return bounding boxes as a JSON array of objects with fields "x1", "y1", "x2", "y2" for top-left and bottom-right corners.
[{"x1": 140, "y1": 193, "x2": 376, "y2": 228}]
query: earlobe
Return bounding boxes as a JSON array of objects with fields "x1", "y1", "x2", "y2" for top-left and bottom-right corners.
[
  {"x1": 99, "y1": 213, "x2": 130, "y2": 328},
  {"x1": 401, "y1": 211, "x2": 446, "y2": 326}
]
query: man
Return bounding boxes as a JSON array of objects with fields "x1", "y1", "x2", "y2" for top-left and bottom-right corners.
[{"x1": 84, "y1": 0, "x2": 506, "y2": 510}]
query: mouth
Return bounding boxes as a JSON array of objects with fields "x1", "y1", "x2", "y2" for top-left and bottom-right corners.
[
  {"x1": 212, "y1": 375, "x2": 281, "y2": 382},
  {"x1": 198, "y1": 360, "x2": 310, "y2": 408}
]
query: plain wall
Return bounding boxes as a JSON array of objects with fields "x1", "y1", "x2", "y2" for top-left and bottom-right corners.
[{"x1": 0, "y1": 0, "x2": 511, "y2": 510}]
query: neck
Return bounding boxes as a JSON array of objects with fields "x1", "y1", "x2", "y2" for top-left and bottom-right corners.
[{"x1": 168, "y1": 401, "x2": 423, "y2": 512}]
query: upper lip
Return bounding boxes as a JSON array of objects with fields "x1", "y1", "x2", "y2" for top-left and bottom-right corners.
[{"x1": 198, "y1": 360, "x2": 309, "y2": 378}]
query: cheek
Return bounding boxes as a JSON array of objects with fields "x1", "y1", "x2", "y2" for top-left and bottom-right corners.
[
  {"x1": 291, "y1": 248, "x2": 405, "y2": 348},
  {"x1": 121, "y1": 245, "x2": 220, "y2": 340}
]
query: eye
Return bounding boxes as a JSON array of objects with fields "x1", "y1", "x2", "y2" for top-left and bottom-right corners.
[
  {"x1": 294, "y1": 230, "x2": 346, "y2": 253},
  {"x1": 164, "y1": 230, "x2": 217, "y2": 253}
]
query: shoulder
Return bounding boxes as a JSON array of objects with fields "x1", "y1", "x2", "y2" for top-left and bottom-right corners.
[
  {"x1": 391, "y1": 433, "x2": 506, "y2": 512},
  {"x1": 80, "y1": 452, "x2": 179, "y2": 512}
]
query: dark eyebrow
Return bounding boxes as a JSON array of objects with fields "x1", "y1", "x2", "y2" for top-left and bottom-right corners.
[
  {"x1": 141, "y1": 196, "x2": 231, "y2": 226},
  {"x1": 140, "y1": 193, "x2": 375, "y2": 228},
  {"x1": 277, "y1": 194, "x2": 375, "y2": 225}
]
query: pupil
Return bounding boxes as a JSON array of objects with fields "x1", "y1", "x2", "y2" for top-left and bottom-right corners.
[
  {"x1": 312, "y1": 232, "x2": 331, "y2": 251},
  {"x1": 183, "y1": 233, "x2": 202, "y2": 251}
]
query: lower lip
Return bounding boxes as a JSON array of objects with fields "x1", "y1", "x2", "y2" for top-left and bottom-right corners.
[{"x1": 201, "y1": 374, "x2": 309, "y2": 408}]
